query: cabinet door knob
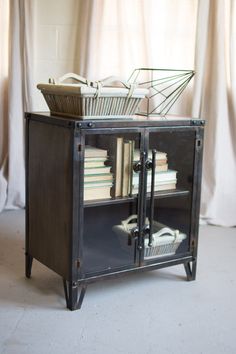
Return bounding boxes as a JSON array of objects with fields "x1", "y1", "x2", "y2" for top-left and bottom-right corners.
[
  {"x1": 145, "y1": 159, "x2": 153, "y2": 170},
  {"x1": 130, "y1": 227, "x2": 139, "y2": 238},
  {"x1": 133, "y1": 161, "x2": 142, "y2": 173}
]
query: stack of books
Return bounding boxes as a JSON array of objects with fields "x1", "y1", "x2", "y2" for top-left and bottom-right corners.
[
  {"x1": 132, "y1": 149, "x2": 177, "y2": 194},
  {"x1": 84, "y1": 146, "x2": 113, "y2": 201},
  {"x1": 113, "y1": 137, "x2": 177, "y2": 197}
]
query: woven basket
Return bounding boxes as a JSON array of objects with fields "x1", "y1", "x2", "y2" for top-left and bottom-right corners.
[
  {"x1": 112, "y1": 215, "x2": 186, "y2": 258},
  {"x1": 144, "y1": 240, "x2": 183, "y2": 259},
  {"x1": 37, "y1": 73, "x2": 149, "y2": 120}
]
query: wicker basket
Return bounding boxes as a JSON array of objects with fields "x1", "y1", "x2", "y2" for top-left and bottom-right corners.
[
  {"x1": 37, "y1": 73, "x2": 149, "y2": 120},
  {"x1": 143, "y1": 238, "x2": 184, "y2": 259},
  {"x1": 112, "y1": 215, "x2": 186, "y2": 258}
]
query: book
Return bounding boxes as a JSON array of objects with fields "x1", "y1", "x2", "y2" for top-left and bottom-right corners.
[
  {"x1": 85, "y1": 145, "x2": 108, "y2": 158},
  {"x1": 84, "y1": 166, "x2": 111, "y2": 175},
  {"x1": 155, "y1": 170, "x2": 177, "y2": 182},
  {"x1": 84, "y1": 181, "x2": 113, "y2": 188},
  {"x1": 132, "y1": 182, "x2": 176, "y2": 194},
  {"x1": 154, "y1": 164, "x2": 168, "y2": 172},
  {"x1": 129, "y1": 141, "x2": 135, "y2": 195},
  {"x1": 84, "y1": 186, "x2": 111, "y2": 201},
  {"x1": 121, "y1": 141, "x2": 131, "y2": 197},
  {"x1": 85, "y1": 157, "x2": 107, "y2": 161},
  {"x1": 84, "y1": 174, "x2": 113, "y2": 183},
  {"x1": 132, "y1": 169, "x2": 177, "y2": 185},
  {"x1": 85, "y1": 159, "x2": 108, "y2": 168},
  {"x1": 121, "y1": 140, "x2": 134, "y2": 197},
  {"x1": 114, "y1": 137, "x2": 123, "y2": 197},
  {"x1": 156, "y1": 159, "x2": 168, "y2": 166}
]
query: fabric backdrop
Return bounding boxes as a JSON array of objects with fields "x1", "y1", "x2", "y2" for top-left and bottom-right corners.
[
  {"x1": 0, "y1": 0, "x2": 235, "y2": 227},
  {"x1": 192, "y1": 0, "x2": 236, "y2": 226},
  {"x1": 0, "y1": 0, "x2": 34, "y2": 211}
]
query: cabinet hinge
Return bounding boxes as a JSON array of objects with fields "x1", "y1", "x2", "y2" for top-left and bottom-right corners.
[
  {"x1": 78, "y1": 144, "x2": 82, "y2": 152},
  {"x1": 76, "y1": 259, "x2": 81, "y2": 268}
]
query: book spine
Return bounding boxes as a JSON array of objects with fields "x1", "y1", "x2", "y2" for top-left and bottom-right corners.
[
  {"x1": 114, "y1": 137, "x2": 123, "y2": 197},
  {"x1": 129, "y1": 140, "x2": 135, "y2": 196}
]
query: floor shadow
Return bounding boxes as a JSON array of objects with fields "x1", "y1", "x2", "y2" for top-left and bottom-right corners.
[{"x1": 0, "y1": 216, "x2": 187, "y2": 310}]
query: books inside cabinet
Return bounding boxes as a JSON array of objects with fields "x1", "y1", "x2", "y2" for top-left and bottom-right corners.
[{"x1": 83, "y1": 139, "x2": 178, "y2": 202}]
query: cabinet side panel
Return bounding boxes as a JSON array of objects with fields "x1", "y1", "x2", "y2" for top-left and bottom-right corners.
[{"x1": 28, "y1": 120, "x2": 72, "y2": 279}]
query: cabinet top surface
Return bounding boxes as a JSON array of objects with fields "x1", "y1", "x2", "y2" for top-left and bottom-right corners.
[{"x1": 26, "y1": 112, "x2": 205, "y2": 128}]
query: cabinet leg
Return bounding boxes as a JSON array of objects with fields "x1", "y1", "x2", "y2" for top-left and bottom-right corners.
[
  {"x1": 25, "y1": 253, "x2": 33, "y2": 278},
  {"x1": 184, "y1": 259, "x2": 197, "y2": 281},
  {"x1": 63, "y1": 280, "x2": 87, "y2": 311}
]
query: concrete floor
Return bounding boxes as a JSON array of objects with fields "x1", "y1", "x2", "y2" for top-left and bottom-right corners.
[{"x1": 0, "y1": 210, "x2": 236, "y2": 354}]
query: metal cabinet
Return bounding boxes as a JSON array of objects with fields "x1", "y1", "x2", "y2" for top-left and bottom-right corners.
[{"x1": 25, "y1": 112, "x2": 204, "y2": 310}]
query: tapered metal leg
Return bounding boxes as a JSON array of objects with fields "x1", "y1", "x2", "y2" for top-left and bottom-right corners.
[
  {"x1": 184, "y1": 259, "x2": 197, "y2": 281},
  {"x1": 63, "y1": 280, "x2": 87, "y2": 311},
  {"x1": 25, "y1": 253, "x2": 33, "y2": 278}
]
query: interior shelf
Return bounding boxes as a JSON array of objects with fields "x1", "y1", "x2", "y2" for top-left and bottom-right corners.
[
  {"x1": 84, "y1": 195, "x2": 137, "y2": 208},
  {"x1": 84, "y1": 188, "x2": 190, "y2": 208},
  {"x1": 146, "y1": 188, "x2": 190, "y2": 199}
]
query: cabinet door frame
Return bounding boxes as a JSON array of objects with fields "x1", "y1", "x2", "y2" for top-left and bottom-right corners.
[
  {"x1": 77, "y1": 127, "x2": 145, "y2": 279},
  {"x1": 75, "y1": 125, "x2": 204, "y2": 280},
  {"x1": 138, "y1": 126, "x2": 203, "y2": 266}
]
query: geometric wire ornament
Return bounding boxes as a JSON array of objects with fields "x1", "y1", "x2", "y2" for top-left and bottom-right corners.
[{"x1": 128, "y1": 68, "x2": 195, "y2": 116}]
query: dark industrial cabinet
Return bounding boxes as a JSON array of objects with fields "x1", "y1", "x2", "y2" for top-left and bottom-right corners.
[{"x1": 25, "y1": 112, "x2": 204, "y2": 310}]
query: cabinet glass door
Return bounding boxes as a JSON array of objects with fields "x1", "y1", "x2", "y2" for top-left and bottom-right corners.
[
  {"x1": 142, "y1": 129, "x2": 196, "y2": 263},
  {"x1": 82, "y1": 130, "x2": 142, "y2": 276}
]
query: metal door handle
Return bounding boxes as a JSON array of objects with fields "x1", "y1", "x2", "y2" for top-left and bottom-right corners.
[{"x1": 148, "y1": 149, "x2": 157, "y2": 247}]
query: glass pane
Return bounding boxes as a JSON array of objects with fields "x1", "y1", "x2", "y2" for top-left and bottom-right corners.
[
  {"x1": 82, "y1": 132, "x2": 141, "y2": 275},
  {"x1": 143, "y1": 130, "x2": 195, "y2": 261}
]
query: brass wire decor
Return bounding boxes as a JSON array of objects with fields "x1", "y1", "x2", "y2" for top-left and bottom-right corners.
[{"x1": 128, "y1": 68, "x2": 195, "y2": 116}]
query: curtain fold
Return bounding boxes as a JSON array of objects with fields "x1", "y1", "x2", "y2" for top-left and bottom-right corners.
[
  {"x1": 74, "y1": 0, "x2": 236, "y2": 226},
  {"x1": 193, "y1": 0, "x2": 236, "y2": 226},
  {"x1": 75, "y1": 0, "x2": 151, "y2": 80},
  {"x1": 0, "y1": 0, "x2": 34, "y2": 211},
  {"x1": 0, "y1": 0, "x2": 9, "y2": 212},
  {"x1": 0, "y1": 0, "x2": 235, "y2": 226}
]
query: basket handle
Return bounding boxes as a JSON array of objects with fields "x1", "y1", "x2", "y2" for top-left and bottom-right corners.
[
  {"x1": 98, "y1": 76, "x2": 131, "y2": 89},
  {"x1": 121, "y1": 214, "x2": 149, "y2": 229},
  {"x1": 98, "y1": 76, "x2": 136, "y2": 98},
  {"x1": 121, "y1": 214, "x2": 138, "y2": 227},
  {"x1": 48, "y1": 73, "x2": 136, "y2": 98},
  {"x1": 153, "y1": 227, "x2": 179, "y2": 242},
  {"x1": 49, "y1": 73, "x2": 92, "y2": 86},
  {"x1": 49, "y1": 73, "x2": 132, "y2": 88}
]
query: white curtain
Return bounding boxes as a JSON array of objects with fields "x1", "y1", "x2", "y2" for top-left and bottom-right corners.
[
  {"x1": 0, "y1": 0, "x2": 9, "y2": 209},
  {"x1": 1, "y1": 0, "x2": 236, "y2": 226},
  {"x1": 193, "y1": 0, "x2": 236, "y2": 226},
  {"x1": 75, "y1": 0, "x2": 236, "y2": 226},
  {"x1": 0, "y1": 0, "x2": 34, "y2": 212},
  {"x1": 76, "y1": 0, "x2": 197, "y2": 81}
]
